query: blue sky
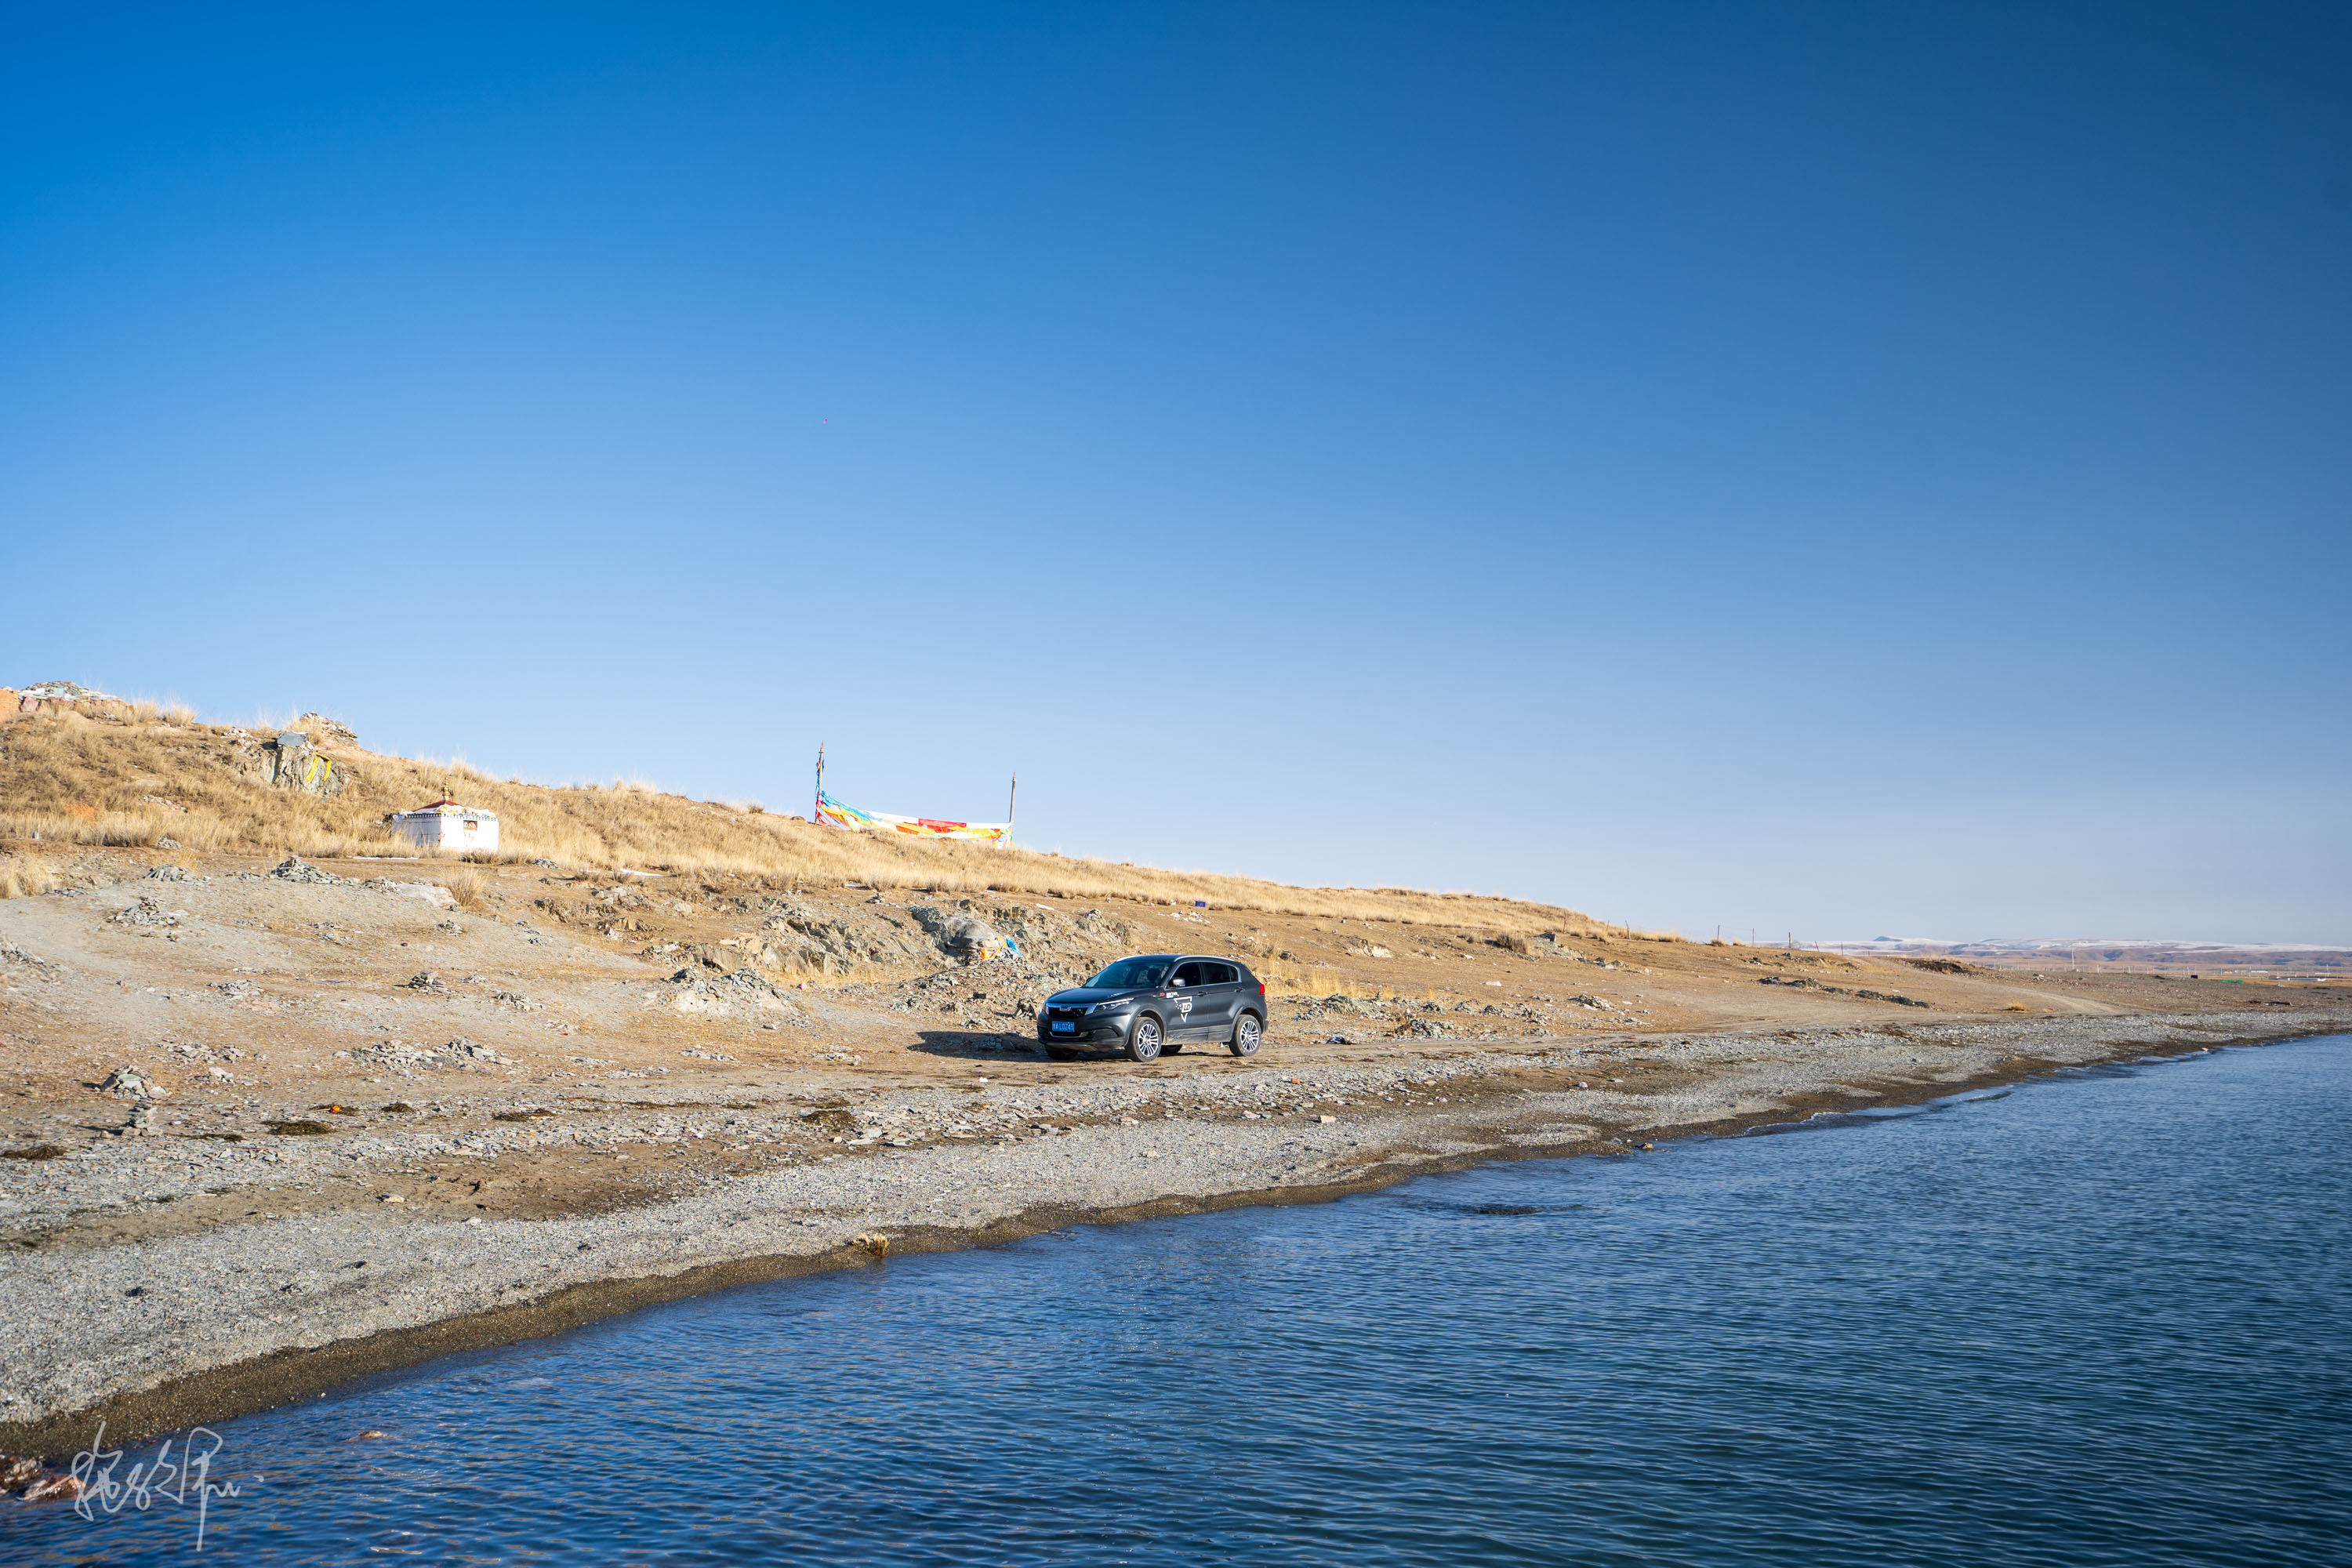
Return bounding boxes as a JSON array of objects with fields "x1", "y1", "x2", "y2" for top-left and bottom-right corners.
[{"x1": 3, "y1": 3, "x2": 2347, "y2": 942}]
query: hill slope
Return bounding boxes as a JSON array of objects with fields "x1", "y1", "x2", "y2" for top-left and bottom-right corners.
[{"x1": 0, "y1": 700, "x2": 1588, "y2": 931}]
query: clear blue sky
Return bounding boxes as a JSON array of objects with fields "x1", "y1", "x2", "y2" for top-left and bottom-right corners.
[{"x1": 3, "y1": 3, "x2": 2346, "y2": 943}]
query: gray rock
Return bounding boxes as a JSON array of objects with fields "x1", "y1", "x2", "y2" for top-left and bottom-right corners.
[
  {"x1": 98, "y1": 1065, "x2": 156, "y2": 1100},
  {"x1": 343, "y1": 1040, "x2": 442, "y2": 1072},
  {"x1": 909, "y1": 906, "x2": 1014, "y2": 964},
  {"x1": 252, "y1": 737, "x2": 345, "y2": 797}
]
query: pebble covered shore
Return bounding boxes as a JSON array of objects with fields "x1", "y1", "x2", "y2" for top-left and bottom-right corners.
[{"x1": 4, "y1": 1007, "x2": 2336, "y2": 1450}]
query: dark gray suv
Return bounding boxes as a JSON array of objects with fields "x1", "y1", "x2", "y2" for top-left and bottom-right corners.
[{"x1": 1038, "y1": 954, "x2": 1267, "y2": 1062}]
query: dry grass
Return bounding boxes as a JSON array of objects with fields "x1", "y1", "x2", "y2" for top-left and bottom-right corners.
[
  {"x1": 0, "y1": 710, "x2": 1613, "y2": 934},
  {"x1": 439, "y1": 868, "x2": 491, "y2": 911},
  {"x1": 1260, "y1": 961, "x2": 1385, "y2": 999},
  {"x1": 0, "y1": 854, "x2": 57, "y2": 900}
]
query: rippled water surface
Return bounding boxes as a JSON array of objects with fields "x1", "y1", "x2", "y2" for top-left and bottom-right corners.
[{"x1": 9, "y1": 1036, "x2": 2350, "y2": 1565}]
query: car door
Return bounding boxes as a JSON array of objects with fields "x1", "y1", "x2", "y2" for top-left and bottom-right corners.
[
  {"x1": 1192, "y1": 960, "x2": 1241, "y2": 1036},
  {"x1": 1167, "y1": 960, "x2": 1210, "y2": 1036}
]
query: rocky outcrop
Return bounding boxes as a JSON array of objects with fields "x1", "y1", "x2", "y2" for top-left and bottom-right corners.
[
  {"x1": 1757, "y1": 975, "x2": 1931, "y2": 1007},
  {"x1": 13, "y1": 680, "x2": 115, "y2": 713},
  {"x1": 249, "y1": 733, "x2": 344, "y2": 797},
  {"x1": 909, "y1": 905, "x2": 1014, "y2": 964},
  {"x1": 291, "y1": 712, "x2": 359, "y2": 747},
  {"x1": 751, "y1": 898, "x2": 932, "y2": 976},
  {"x1": 335, "y1": 1037, "x2": 512, "y2": 1074},
  {"x1": 662, "y1": 965, "x2": 807, "y2": 1021}
]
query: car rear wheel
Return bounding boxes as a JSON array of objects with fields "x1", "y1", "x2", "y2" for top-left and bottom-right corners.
[
  {"x1": 1229, "y1": 1012, "x2": 1262, "y2": 1056},
  {"x1": 1125, "y1": 1014, "x2": 1164, "y2": 1063}
]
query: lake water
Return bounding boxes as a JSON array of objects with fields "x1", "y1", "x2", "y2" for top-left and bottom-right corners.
[{"x1": 9, "y1": 1035, "x2": 2348, "y2": 1566}]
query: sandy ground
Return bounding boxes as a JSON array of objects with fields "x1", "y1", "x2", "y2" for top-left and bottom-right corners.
[{"x1": 2, "y1": 847, "x2": 2343, "y2": 1456}]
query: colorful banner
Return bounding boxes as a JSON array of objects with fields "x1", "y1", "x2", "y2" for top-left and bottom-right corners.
[{"x1": 814, "y1": 789, "x2": 1012, "y2": 844}]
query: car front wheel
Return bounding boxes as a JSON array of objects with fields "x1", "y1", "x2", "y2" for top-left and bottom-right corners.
[
  {"x1": 1229, "y1": 1012, "x2": 1261, "y2": 1057},
  {"x1": 1125, "y1": 1014, "x2": 1164, "y2": 1063}
]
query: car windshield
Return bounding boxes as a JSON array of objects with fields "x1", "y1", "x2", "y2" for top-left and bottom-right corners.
[{"x1": 1089, "y1": 958, "x2": 1171, "y2": 989}]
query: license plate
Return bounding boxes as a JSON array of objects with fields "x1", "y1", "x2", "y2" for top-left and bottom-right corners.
[{"x1": 1051, "y1": 1022, "x2": 1075, "y2": 1033}]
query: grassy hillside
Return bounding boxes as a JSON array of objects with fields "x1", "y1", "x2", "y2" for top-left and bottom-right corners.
[{"x1": 0, "y1": 702, "x2": 1607, "y2": 933}]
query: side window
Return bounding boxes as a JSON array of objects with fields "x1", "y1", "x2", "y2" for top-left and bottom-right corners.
[
  {"x1": 1172, "y1": 961, "x2": 1206, "y2": 987},
  {"x1": 1209, "y1": 962, "x2": 1240, "y2": 985}
]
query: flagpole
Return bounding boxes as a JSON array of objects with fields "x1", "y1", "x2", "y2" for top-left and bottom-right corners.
[{"x1": 815, "y1": 742, "x2": 824, "y2": 822}]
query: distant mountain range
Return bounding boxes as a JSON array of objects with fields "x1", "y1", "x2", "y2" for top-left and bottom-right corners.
[{"x1": 1820, "y1": 937, "x2": 2347, "y2": 973}]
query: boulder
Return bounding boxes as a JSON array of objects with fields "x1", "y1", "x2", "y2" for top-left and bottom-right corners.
[
  {"x1": 100, "y1": 1065, "x2": 159, "y2": 1099},
  {"x1": 909, "y1": 905, "x2": 1014, "y2": 964},
  {"x1": 252, "y1": 735, "x2": 345, "y2": 796}
]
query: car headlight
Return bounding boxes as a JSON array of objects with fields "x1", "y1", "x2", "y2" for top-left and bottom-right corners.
[{"x1": 1089, "y1": 1000, "x2": 1129, "y2": 1015}]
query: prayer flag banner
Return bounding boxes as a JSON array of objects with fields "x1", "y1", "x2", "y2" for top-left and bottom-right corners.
[{"x1": 815, "y1": 789, "x2": 1012, "y2": 845}]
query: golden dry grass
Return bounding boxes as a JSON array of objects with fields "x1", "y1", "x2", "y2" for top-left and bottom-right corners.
[
  {"x1": 0, "y1": 709, "x2": 1615, "y2": 934},
  {"x1": 0, "y1": 854, "x2": 57, "y2": 900},
  {"x1": 439, "y1": 867, "x2": 491, "y2": 911}
]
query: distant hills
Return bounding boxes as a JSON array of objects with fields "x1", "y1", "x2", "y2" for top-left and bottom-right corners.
[{"x1": 1821, "y1": 937, "x2": 2347, "y2": 975}]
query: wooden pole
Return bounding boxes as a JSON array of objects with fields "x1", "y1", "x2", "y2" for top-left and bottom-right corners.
[{"x1": 815, "y1": 742, "x2": 824, "y2": 821}]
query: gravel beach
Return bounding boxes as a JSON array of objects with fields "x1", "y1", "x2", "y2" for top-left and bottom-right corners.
[{"x1": 4, "y1": 1003, "x2": 2337, "y2": 1455}]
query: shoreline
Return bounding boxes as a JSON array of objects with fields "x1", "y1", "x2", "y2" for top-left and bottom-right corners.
[{"x1": 4, "y1": 1008, "x2": 2340, "y2": 1457}]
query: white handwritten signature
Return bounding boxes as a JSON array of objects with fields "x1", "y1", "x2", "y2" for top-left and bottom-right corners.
[{"x1": 70, "y1": 1421, "x2": 241, "y2": 1550}]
